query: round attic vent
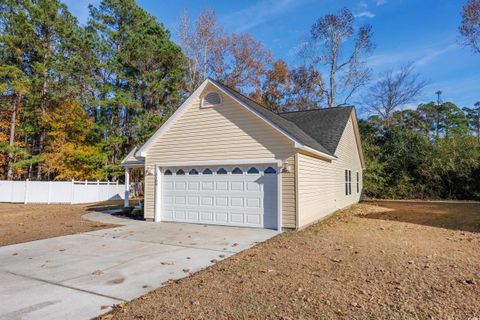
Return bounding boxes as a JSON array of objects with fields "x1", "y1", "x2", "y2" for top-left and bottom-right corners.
[{"x1": 202, "y1": 91, "x2": 222, "y2": 107}]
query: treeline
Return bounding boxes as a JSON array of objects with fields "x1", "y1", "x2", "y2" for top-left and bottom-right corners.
[
  {"x1": 1, "y1": 1, "x2": 373, "y2": 181},
  {"x1": 361, "y1": 100, "x2": 480, "y2": 200},
  {"x1": 0, "y1": 0, "x2": 185, "y2": 180},
  {"x1": 1, "y1": 0, "x2": 479, "y2": 201}
]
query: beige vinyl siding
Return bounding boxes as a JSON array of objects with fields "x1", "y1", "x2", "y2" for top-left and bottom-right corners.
[
  {"x1": 143, "y1": 83, "x2": 296, "y2": 226},
  {"x1": 297, "y1": 116, "x2": 363, "y2": 228}
]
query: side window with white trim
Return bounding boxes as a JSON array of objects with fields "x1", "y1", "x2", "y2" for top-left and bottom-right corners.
[
  {"x1": 345, "y1": 169, "x2": 352, "y2": 195},
  {"x1": 356, "y1": 171, "x2": 359, "y2": 193},
  {"x1": 348, "y1": 170, "x2": 352, "y2": 195},
  {"x1": 345, "y1": 170, "x2": 348, "y2": 195}
]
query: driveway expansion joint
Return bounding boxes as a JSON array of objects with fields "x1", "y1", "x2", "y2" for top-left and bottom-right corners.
[{"x1": 4, "y1": 270, "x2": 126, "y2": 302}]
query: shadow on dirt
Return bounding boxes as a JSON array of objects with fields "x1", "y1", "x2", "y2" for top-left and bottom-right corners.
[{"x1": 359, "y1": 200, "x2": 480, "y2": 233}]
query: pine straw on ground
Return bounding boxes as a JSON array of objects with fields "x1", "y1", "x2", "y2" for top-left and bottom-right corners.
[
  {"x1": 0, "y1": 201, "x2": 120, "y2": 246},
  {"x1": 100, "y1": 201, "x2": 480, "y2": 320}
]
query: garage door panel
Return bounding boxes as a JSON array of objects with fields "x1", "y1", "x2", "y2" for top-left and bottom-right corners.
[
  {"x1": 187, "y1": 211, "x2": 199, "y2": 220},
  {"x1": 230, "y1": 213, "x2": 244, "y2": 223},
  {"x1": 215, "y1": 196, "x2": 228, "y2": 206},
  {"x1": 160, "y1": 165, "x2": 277, "y2": 229},
  {"x1": 215, "y1": 181, "x2": 228, "y2": 191},
  {"x1": 246, "y1": 198, "x2": 261, "y2": 208},
  {"x1": 230, "y1": 197, "x2": 244, "y2": 207},
  {"x1": 188, "y1": 196, "x2": 199, "y2": 205},
  {"x1": 174, "y1": 196, "x2": 186, "y2": 205},
  {"x1": 188, "y1": 182, "x2": 200, "y2": 190},
  {"x1": 246, "y1": 214, "x2": 261, "y2": 225},
  {"x1": 230, "y1": 181, "x2": 244, "y2": 191},
  {"x1": 246, "y1": 181, "x2": 261, "y2": 191},
  {"x1": 202, "y1": 182, "x2": 214, "y2": 190},
  {"x1": 200, "y1": 211, "x2": 213, "y2": 221},
  {"x1": 201, "y1": 196, "x2": 214, "y2": 206},
  {"x1": 215, "y1": 212, "x2": 228, "y2": 223}
]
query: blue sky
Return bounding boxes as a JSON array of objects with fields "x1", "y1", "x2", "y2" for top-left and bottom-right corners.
[{"x1": 65, "y1": 0, "x2": 480, "y2": 115}]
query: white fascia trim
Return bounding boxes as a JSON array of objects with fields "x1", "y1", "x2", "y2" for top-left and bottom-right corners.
[
  {"x1": 351, "y1": 112, "x2": 367, "y2": 169},
  {"x1": 297, "y1": 145, "x2": 337, "y2": 161},
  {"x1": 137, "y1": 80, "x2": 210, "y2": 157},
  {"x1": 208, "y1": 80, "x2": 303, "y2": 146},
  {"x1": 155, "y1": 159, "x2": 282, "y2": 168}
]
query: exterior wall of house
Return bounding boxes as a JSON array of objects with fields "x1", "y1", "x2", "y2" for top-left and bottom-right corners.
[
  {"x1": 143, "y1": 83, "x2": 297, "y2": 228},
  {"x1": 296, "y1": 115, "x2": 363, "y2": 228}
]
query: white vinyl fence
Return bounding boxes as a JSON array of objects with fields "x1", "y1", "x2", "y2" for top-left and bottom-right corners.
[{"x1": 0, "y1": 180, "x2": 125, "y2": 204}]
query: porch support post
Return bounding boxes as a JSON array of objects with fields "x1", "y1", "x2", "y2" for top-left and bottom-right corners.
[{"x1": 124, "y1": 167, "x2": 130, "y2": 207}]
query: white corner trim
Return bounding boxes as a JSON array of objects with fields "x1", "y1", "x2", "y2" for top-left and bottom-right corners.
[
  {"x1": 297, "y1": 145, "x2": 337, "y2": 161},
  {"x1": 351, "y1": 112, "x2": 366, "y2": 169},
  {"x1": 154, "y1": 159, "x2": 282, "y2": 168},
  {"x1": 154, "y1": 166, "x2": 161, "y2": 222},
  {"x1": 137, "y1": 80, "x2": 210, "y2": 157},
  {"x1": 277, "y1": 162, "x2": 282, "y2": 231}
]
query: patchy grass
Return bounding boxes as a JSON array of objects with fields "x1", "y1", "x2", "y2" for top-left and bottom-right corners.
[
  {"x1": 0, "y1": 201, "x2": 122, "y2": 246},
  {"x1": 100, "y1": 201, "x2": 480, "y2": 320}
]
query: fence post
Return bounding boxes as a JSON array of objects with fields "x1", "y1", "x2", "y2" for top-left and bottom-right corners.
[
  {"x1": 10, "y1": 180, "x2": 15, "y2": 203},
  {"x1": 24, "y1": 179, "x2": 29, "y2": 204},
  {"x1": 124, "y1": 168, "x2": 129, "y2": 207},
  {"x1": 47, "y1": 180, "x2": 51, "y2": 204},
  {"x1": 70, "y1": 179, "x2": 74, "y2": 204},
  {"x1": 97, "y1": 180, "x2": 100, "y2": 202}
]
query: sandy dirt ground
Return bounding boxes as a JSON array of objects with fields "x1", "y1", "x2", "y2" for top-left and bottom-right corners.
[
  {"x1": 100, "y1": 201, "x2": 480, "y2": 320},
  {"x1": 0, "y1": 201, "x2": 121, "y2": 246}
]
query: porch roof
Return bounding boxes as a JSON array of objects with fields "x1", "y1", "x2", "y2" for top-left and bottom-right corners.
[{"x1": 120, "y1": 146, "x2": 145, "y2": 168}]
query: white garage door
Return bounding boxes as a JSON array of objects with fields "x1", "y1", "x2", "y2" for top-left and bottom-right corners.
[{"x1": 160, "y1": 165, "x2": 278, "y2": 229}]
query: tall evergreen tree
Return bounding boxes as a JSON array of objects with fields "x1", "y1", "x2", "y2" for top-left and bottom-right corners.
[{"x1": 88, "y1": 0, "x2": 184, "y2": 166}]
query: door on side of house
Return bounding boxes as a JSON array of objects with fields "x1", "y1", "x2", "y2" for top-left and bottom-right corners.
[{"x1": 159, "y1": 165, "x2": 278, "y2": 229}]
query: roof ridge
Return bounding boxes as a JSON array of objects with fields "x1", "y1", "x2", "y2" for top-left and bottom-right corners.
[{"x1": 279, "y1": 106, "x2": 354, "y2": 115}]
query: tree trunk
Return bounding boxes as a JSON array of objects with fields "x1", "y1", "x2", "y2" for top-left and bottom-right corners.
[
  {"x1": 36, "y1": 75, "x2": 48, "y2": 181},
  {"x1": 6, "y1": 94, "x2": 21, "y2": 180},
  {"x1": 328, "y1": 51, "x2": 337, "y2": 108}
]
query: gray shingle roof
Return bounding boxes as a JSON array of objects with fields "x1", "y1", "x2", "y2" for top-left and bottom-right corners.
[
  {"x1": 280, "y1": 107, "x2": 354, "y2": 154},
  {"x1": 209, "y1": 78, "x2": 353, "y2": 156}
]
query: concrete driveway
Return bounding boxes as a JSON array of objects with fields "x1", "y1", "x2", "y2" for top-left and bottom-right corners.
[{"x1": 0, "y1": 212, "x2": 278, "y2": 320}]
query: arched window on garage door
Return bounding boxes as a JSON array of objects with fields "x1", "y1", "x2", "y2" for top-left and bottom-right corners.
[
  {"x1": 217, "y1": 168, "x2": 227, "y2": 175},
  {"x1": 164, "y1": 169, "x2": 172, "y2": 175},
  {"x1": 176, "y1": 169, "x2": 185, "y2": 175},
  {"x1": 264, "y1": 167, "x2": 276, "y2": 174},
  {"x1": 232, "y1": 167, "x2": 243, "y2": 174},
  {"x1": 247, "y1": 167, "x2": 259, "y2": 174}
]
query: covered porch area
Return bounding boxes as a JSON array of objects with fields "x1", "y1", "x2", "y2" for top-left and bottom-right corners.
[{"x1": 119, "y1": 146, "x2": 145, "y2": 209}]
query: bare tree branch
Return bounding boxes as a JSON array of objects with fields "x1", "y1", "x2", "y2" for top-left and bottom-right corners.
[
  {"x1": 309, "y1": 7, "x2": 374, "y2": 107},
  {"x1": 366, "y1": 63, "x2": 428, "y2": 128},
  {"x1": 459, "y1": 0, "x2": 480, "y2": 54}
]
